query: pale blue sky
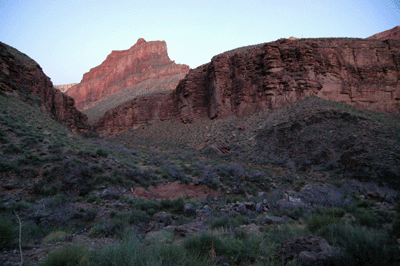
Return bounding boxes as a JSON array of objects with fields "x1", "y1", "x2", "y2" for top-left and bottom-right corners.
[{"x1": 1, "y1": 0, "x2": 399, "y2": 85}]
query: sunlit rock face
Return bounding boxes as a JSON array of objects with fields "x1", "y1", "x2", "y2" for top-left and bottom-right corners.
[{"x1": 66, "y1": 38, "x2": 190, "y2": 120}]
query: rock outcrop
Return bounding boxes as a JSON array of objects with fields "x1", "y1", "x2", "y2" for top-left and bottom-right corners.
[
  {"x1": 0, "y1": 42, "x2": 90, "y2": 133},
  {"x1": 96, "y1": 36, "x2": 400, "y2": 136},
  {"x1": 54, "y1": 83, "x2": 78, "y2": 93},
  {"x1": 66, "y1": 38, "x2": 189, "y2": 121},
  {"x1": 367, "y1": 25, "x2": 400, "y2": 40}
]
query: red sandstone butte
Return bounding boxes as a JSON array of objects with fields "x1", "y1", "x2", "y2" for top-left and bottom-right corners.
[
  {"x1": 66, "y1": 38, "x2": 189, "y2": 121},
  {"x1": 96, "y1": 35, "x2": 400, "y2": 136},
  {"x1": 0, "y1": 41, "x2": 90, "y2": 134}
]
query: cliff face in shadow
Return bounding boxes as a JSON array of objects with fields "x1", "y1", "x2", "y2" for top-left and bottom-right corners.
[{"x1": 0, "y1": 42, "x2": 90, "y2": 133}]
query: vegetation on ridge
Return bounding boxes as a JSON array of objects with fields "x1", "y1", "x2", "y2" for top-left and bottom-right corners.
[{"x1": 1, "y1": 93, "x2": 400, "y2": 265}]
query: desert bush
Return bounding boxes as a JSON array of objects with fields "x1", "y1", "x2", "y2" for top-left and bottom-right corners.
[
  {"x1": 353, "y1": 210, "x2": 381, "y2": 228},
  {"x1": 306, "y1": 213, "x2": 336, "y2": 233},
  {"x1": 3, "y1": 143, "x2": 23, "y2": 154},
  {"x1": 43, "y1": 230, "x2": 67, "y2": 244},
  {"x1": 96, "y1": 148, "x2": 108, "y2": 157},
  {"x1": 184, "y1": 230, "x2": 263, "y2": 265},
  {"x1": 41, "y1": 245, "x2": 88, "y2": 266},
  {"x1": 86, "y1": 233, "x2": 210, "y2": 266},
  {"x1": 355, "y1": 199, "x2": 376, "y2": 208},
  {"x1": 0, "y1": 161, "x2": 18, "y2": 172},
  {"x1": 160, "y1": 164, "x2": 187, "y2": 182},
  {"x1": 215, "y1": 163, "x2": 246, "y2": 182},
  {"x1": 86, "y1": 193, "x2": 101, "y2": 204},
  {"x1": 89, "y1": 220, "x2": 124, "y2": 238},
  {"x1": 326, "y1": 207, "x2": 346, "y2": 218},
  {"x1": 162, "y1": 198, "x2": 185, "y2": 214},
  {"x1": 128, "y1": 209, "x2": 150, "y2": 224},
  {"x1": 0, "y1": 216, "x2": 15, "y2": 248},
  {"x1": 323, "y1": 224, "x2": 400, "y2": 266},
  {"x1": 184, "y1": 232, "x2": 224, "y2": 258},
  {"x1": 263, "y1": 223, "x2": 307, "y2": 244}
]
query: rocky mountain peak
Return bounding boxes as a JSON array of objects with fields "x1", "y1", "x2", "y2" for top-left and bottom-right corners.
[{"x1": 66, "y1": 39, "x2": 189, "y2": 121}]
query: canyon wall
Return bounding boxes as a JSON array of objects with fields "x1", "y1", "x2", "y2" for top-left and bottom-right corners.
[
  {"x1": 96, "y1": 37, "x2": 400, "y2": 136},
  {"x1": 0, "y1": 42, "x2": 90, "y2": 134}
]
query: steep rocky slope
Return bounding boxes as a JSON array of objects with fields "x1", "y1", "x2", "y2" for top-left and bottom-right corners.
[
  {"x1": 96, "y1": 37, "x2": 400, "y2": 136},
  {"x1": 66, "y1": 38, "x2": 189, "y2": 121},
  {"x1": 0, "y1": 42, "x2": 90, "y2": 133},
  {"x1": 368, "y1": 25, "x2": 400, "y2": 40}
]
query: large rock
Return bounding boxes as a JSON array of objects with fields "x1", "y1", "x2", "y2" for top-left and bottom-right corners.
[
  {"x1": 66, "y1": 38, "x2": 189, "y2": 122},
  {"x1": 275, "y1": 235, "x2": 339, "y2": 265},
  {"x1": 95, "y1": 35, "x2": 400, "y2": 136},
  {"x1": 0, "y1": 42, "x2": 90, "y2": 134}
]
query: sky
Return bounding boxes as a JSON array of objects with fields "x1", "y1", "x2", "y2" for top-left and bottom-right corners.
[{"x1": 1, "y1": 0, "x2": 399, "y2": 85}]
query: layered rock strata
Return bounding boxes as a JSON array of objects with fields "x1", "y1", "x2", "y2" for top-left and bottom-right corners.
[
  {"x1": 66, "y1": 38, "x2": 189, "y2": 121},
  {"x1": 96, "y1": 37, "x2": 400, "y2": 136},
  {"x1": 54, "y1": 83, "x2": 78, "y2": 93},
  {"x1": 0, "y1": 42, "x2": 90, "y2": 133}
]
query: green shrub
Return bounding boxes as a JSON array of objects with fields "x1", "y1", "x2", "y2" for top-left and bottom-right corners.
[
  {"x1": 87, "y1": 233, "x2": 210, "y2": 266},
  {"x1": 184, "y1": 232, "x2": 224, "y2": 258},
  {"x1": 41, "y1": 245, "x2": 88, "y2": 266},
  {"x1": 3, "y1": 143, "x2": 23, "y2": 154},
  {"x1": 324, "y1": 224, "x2": 400, "y2": 266},
  {"x1": 89, "y1": 221, "x2": 124, "y2": 238},
  {"x1": 354, "y1": 210, "x2": 380, "y2": 228},
  {"x1": 86, "y1": 194, "x2": 101, "y2": 204},
  {"x1": 355, "y1": 200, "x2": 376, "y2": 208},
  {"x1": 307, "y1": 214, "x2": 336, "y2": 234},
  {"x1": 0, "y1": 161, "x2": 18, "y2": 172},
  {"x1": 96, "y1": 148, "x2": 108, "y2": 157},
  {"x1": 392, "y1": 216, "x2": 400, "y2": 238},
  {"x1": 128, "y1": 209, "x2": 150, "y2": 224},
  {"x1": 183, "y1": 230, "x2": 265, "y2": 265},
  {"x1": 326, "y1": 207, "x2": 346, "y2": 218},
  {"x1": 0, "y1": 217, "x2": 15, "y2": 248},
  {"x1": 43, "y1": 230, "x2": 67, "y2": 244}
]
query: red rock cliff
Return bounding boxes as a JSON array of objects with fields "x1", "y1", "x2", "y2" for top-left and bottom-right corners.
[
  {"x1": 66, "y1": 38, "x2": 189, "y2": 119},
  {"x1": 96, "y1": 37, "x2": 400, "y2": 136},
  {"x1": 0, "y1": 42, "x2": 90, "y2": 134},
  {"x1": 367, "y1": 26, "x2": 400, "y2": 40}
]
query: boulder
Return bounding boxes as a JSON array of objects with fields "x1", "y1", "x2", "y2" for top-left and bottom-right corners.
[
  {"x1": 275, "y1": 235, "x2": 339, "y2": 265},
  {"x1": 262, "y1": 215, "x2": 289, "y2": 225},
  {"x1": 153, "y1": 212, "x2": 172, "y2": 226}
]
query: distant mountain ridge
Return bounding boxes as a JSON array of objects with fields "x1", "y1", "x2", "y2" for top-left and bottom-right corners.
[{"x1": 65, "y1": 38, "x2": 189, "y2": 121}]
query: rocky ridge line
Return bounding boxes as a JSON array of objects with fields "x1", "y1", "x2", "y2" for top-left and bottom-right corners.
[{"x1": 96, "y1": 36, "x2": 400, "y2": 136}]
